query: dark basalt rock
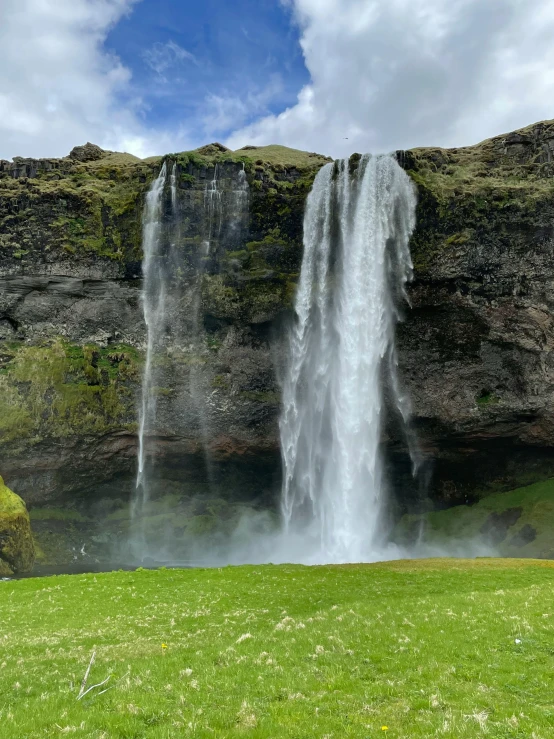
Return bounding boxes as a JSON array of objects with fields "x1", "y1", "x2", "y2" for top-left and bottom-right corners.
[
  {"x1": 509, "y1": 523, "x2": 537, "y2": 547},
  {"x1": 480, "y1": 507, "x2": 523, "y2": 544},
  {"x1": 69, "y1": 142, "x2": 106, "y2": 162}
]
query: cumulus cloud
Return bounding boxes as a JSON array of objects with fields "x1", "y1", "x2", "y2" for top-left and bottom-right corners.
[
  {"x1": 226, "y1": 0, "x2": 554, "y2": 157},
  {"x1": 0, "y1": 0, "x2": 148, "y2": 159},
  {"x1": 4, "y1": 0, "x2": 554, "y2": 161}
]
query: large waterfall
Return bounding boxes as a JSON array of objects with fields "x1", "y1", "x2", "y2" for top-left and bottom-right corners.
[
  {"x1": 135, "y1": 163, "x2": 177, "y2": 519},
  {"x1": 130, "y1": 154, "x2": 414, "y2": 566},
  {"x1": 135, "y1": 162, "x2": 167, "y2": 513},
  {"x1": 279, "y1": 154, "x2": 417, "y2": 564}
]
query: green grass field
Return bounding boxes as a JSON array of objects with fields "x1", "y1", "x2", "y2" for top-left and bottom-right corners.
[{"x1": 1, "y1": 559, "x2": 553, "y2": 738}]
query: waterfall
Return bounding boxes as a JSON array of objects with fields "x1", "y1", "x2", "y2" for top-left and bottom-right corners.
[
  {"x1": 134, "y1": 162, "x2": 176, "y2": 523},
  {"x1": 234, "y1": 163, "x2": 248, "y2": 211},
  {"x1": 170, "y1": 161, "x2": 177, "y2": 210},
  {"x1": 279, "y1": 154, "x2": 417, "y2": 564},
  {"x1": 203, "y1": 163, "x2": 221, "y2": 254},
  {"x1": 135, "y1": 162, "x2": 167, "y2": 512}
]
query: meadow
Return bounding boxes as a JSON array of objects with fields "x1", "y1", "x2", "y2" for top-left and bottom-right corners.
[{"x1": 1, "y1": 559, "x2": 553, "y2": 738}]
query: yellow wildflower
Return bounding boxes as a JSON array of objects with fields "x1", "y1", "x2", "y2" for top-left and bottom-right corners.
[{"x1": 162, "y1": 643, "x2": 168, "y2": 650}]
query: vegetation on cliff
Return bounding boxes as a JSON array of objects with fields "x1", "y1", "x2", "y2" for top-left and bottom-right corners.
[
  {"x1": 0, "y1": 340, "x2": 139, "y2": 447},
  {"x1": 0, "y1": 475, "x2": 34, "y2": 574},
  {"x1": 0, "y1": 151, "x2": 156, "y2": 263},
  {"x1": 1, "y1": 559, "x2": 553, "y2": 737},
  {"x1": 4, "y1": 123, "x2": 554, "y2": 530},
  {"x1": 0, "y1": 141, "x2": 328, "y2": 268},
  {"x1": 394, "y1": 478, "x2": 554, "y2": 559},
  {"x1": 402, "y1": 120, "x2": 554, "y2": 272}
]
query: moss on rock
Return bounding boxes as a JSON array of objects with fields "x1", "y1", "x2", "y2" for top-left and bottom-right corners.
[
  {"x1": 0, "y1": 340, "x2": 139, "y2": 447},
  {"x1": 0, "y1": 476, "x2": 35, "y2": 574},
  {"x1": 400, "y1": 121, "x2": 554, "y2": 274},
  {"x1": 0, "y1": 153, "x2": 158, "y2": 263},
  {"x1": 393, "y1": 478, "x2": 554, "y2": 559}
]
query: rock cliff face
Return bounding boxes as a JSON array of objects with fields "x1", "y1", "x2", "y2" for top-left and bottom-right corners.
[
  {"x1": 0, "y1": 143, "x2": 330, "y2": 514},
  {"x1": 2, "y1": 124, "x2": 554, "y2": 534},
  {"x1": 399, "y1": 120, "x2": 554, "y2": 506}
]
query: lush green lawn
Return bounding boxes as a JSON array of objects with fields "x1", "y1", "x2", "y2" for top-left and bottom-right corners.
[{"x1": 1, "y1": 559, "x2": 553, "y2": 738}]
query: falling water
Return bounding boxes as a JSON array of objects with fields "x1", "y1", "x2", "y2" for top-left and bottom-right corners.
[
  {"x1": 203, "y1": 163, "x2": 221, "y2": 254},
  {"x1": 170, "y1": 161, "x2": 177, "y2": 210},
  {"x1": 134, "y1": 162, "x2": 173, "y2": 516},
  {"x1": 234, "y1": 163, "x2": 248, "y2": 211},
  {"x1": 279, "y1": 154, "x2": 417, "y2": 563}
]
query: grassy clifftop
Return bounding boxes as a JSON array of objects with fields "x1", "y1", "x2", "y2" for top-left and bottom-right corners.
[
  {"x1": 6, "y1": 120, "x2": 553, "y2": 270},
  {"x1": 402, "y1": 119, "x2": 554, "y2": 272},
  {"x1": 0, "y1": 141, "x2": 330, "y2": 266}
]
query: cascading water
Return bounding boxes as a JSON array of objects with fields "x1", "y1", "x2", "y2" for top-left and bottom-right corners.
[
  {"x1": 135, "y1": 162, "x2": 167, "y2": 515},
  {"x1": 134, "y1": 162, "x2": 177, "y2": 522},
  {"x1": 190, "y1": 162, "x2": 250, "y2": 494},
  {"x1": 279, "y1": 154, "x2": 417, "y2": 564},
  {"x1": 203, "y1": 163, "x2": 221, "y2": 254},
  {"x1": 233, "y1": 163, "x2": 249, "y2": 223}
]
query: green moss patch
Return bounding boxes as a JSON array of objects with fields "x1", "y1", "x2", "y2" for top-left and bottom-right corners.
[
  {"x1": 0, "y1": 475, "x2": 35, "y2": 573},
  {"x1": 0, "y1": 340, "x2": 140, "y2": 445},
  {"x1": 231, "y1": 144, "x2": 331, "y2": 169},
  {"x1": 29, "y1": 508, "x2": 89, "y2": 523},
  {"x1": 0, "y1": 155, "x2": 157, "y2": 261},
  {"x1": 404, "y1": 121, "x2": 554, "y2": 273},
  {"x1": 395, "y1": 478, "x2": 554, "y2": 558}
]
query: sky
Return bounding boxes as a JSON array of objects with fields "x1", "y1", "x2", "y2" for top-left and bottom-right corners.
[{"x1": 2, "y1": 0, "x2": 554, "y2": 160}]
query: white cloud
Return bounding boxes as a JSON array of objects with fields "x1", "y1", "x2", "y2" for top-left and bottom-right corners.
[
  {"x1": 0, "y1": 0, "x2": 199, "y2": 160},
  {"x1": 0, "y1": 0, "x2": 148, "y2": 159},
  {"x1": 201, "y1": 76, "x2": 284, "y2": 136},
  {"x1": 3, "y1": 0, "x2": 554, "y2": 162},
  {"x1": 142, "y1": 40, "x2": 196, "y2": 77},
  {"x1": 227, "y1": 0, "x2": 554, "y2": 157}
]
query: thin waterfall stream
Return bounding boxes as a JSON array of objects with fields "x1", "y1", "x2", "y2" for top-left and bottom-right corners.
[
  {"x1": 134, "y1": 163, "x2": 177, "y2": 528},
  {"x1": 279, "y1": 154, "x2": 417, "y2": 563},
  {"x1": 135, "y1": 162, "x2": 167, "y2": 516}
]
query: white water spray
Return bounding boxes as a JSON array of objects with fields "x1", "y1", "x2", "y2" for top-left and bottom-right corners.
[
  {"x1": 234, "y1": 163, "x2": 248, "y2": 212},
  {"x1": 203, "y1": 163, "x2": 221, "y2": 254},
  {"x1": 135, "y1": 162, "x2": 169, "y2": 514},
  {"x1": 279, "y1": 154, "x2": 417, "y2": 563},
  {"x1": 170, "y1": 162, "x2": 177, "y2": 210}
]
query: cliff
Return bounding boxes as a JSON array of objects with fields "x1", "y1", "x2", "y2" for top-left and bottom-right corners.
[
  {"x1": 2, "y1": 123, "x2": 554, "y2": 554},
  {"x1": 399, "y1": 120, "x2": 554, "y2": 506},
  {"x1": 0, "y1": 141, "x2": 330, "y2": 511}
]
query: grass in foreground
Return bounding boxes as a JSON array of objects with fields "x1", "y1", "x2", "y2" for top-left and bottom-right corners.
[{"x1": 1, "y1": 559, "x2": 553, "y2": 738}]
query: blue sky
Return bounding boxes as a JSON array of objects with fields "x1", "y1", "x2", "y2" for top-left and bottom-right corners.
[
  {"x1": 105, "y1": 0, "x2": 309, "y2": 142},
  {"x1": 3, "y1": 0, "x2": 554, "y2": 160}
]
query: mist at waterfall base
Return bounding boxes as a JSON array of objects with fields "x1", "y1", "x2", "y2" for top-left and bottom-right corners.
[{"x1": 124, "y1": 155, "x2": 495, "y2": 568}]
